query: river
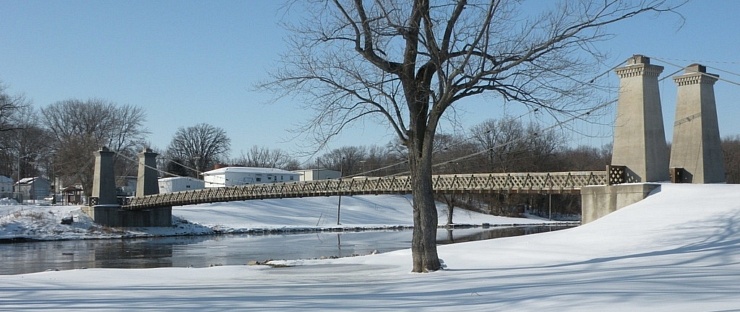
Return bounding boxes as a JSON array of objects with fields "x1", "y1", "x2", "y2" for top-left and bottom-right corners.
[{"x1": 0, "y1": 225, "x2": 571, "y2": 275}]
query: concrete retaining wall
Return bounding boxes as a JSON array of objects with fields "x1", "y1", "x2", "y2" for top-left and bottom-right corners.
[
  {"x1": 82, "y1": 205, "x2": 172, "y2": 227},
  {"x1": 581, "y1": 184, "x2": 660, "y2": 224}
]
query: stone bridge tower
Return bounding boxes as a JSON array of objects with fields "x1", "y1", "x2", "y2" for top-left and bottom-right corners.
[
  {"x1": 611, "y1": 55, "x2": 670, "y2": 182},
  {"x1": 669, "y1": 64, "x2": 725, "y2": 183}
]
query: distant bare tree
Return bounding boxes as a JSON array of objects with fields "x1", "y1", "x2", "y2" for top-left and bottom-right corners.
[
  {"x1": 362, "y1": 144, "x2": 393, "y2": 176},
  {"x1": 263, "y1": 0, "x2": 682, "y2": 272},
  {"x1": 0, "y1": 83, "x2": 30, "y2": 133},
  {"x1": 165, "y1": 123, "x2": 230, "y2": 178},
  {"x1": 0, "y1": 84, "x2": 36, "y2": 180},
  {"x1": 41, "y1": 99, "x2": 148, "y2": 195},
  {"x1": 557, "y1": 144, "x2": 611, "y2": 171},
  {"x1": 470, "y1": 118, "x2": 562, "y2": 172},
  {"x1": 313, "y1": 146, "x2": 368, "y2": 176},
  {"x1": 0, "y1": 104, "x2": 52, "y2": 181},
  {"x1": 723, "y1": 135, "x2": 740, "y2": 184},
  {"x1": 432, "y1": 133, "x2": 478, "y2": 174},
  {"x1": 232, "y1": 146, "x2": 300, "y2": 170}
]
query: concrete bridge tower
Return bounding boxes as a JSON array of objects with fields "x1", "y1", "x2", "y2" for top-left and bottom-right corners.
[
  {"x1": 84, "y1": 146, "x2": 172, "y2": 227},
  {"x1": 91, "y1": 147, "x2": 117, "y2": 205},
  {"x1": 136, "y1": 148, "x2": 159, "y2": 196},
  {"x1": 611, "y1": 55, "x2": 669, "y2": 182},
  {"x1": 669, "y1": 64, "x2": 725, "y2": 183}
]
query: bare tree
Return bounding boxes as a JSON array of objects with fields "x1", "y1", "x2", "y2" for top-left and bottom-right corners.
[
  {"x1": 0, "y1": 83, "x2": 30, "y2": 133},
  {"x1": 313, "y1": 146, "x2": 367, "y2": 175},
  {"x1": 0, "y1": 84, "x2": 39, "y2": 180},
  {"x1": 41, "y1": 99, "x2": 148, "y2": 195},
  {"x1": 165, "y1": 123, "x2": 231, "y2": 177},
  {"x1": 722, "y1": 135, "x2": 740, "y2": 184},
  {"x1": 0, "y1": 104, "x2": 52, "y2": 182},
  {"x1": 469, "y1": 117, "x2": 557, "y2": 172},
  {"x1": 263, "y1": 0, "x2": 681, "y2": 272},
  {"x1": 556, "y1": 144, "x2": 611, "y2": 171},
  {"x1": 232, "y1": 146, "x2": 300, "y2": 170}
]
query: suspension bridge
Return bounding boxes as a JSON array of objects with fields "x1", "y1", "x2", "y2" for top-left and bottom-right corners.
[
  {"x1": 83, "y1": 55, "x2": 729, "y2": 227},
  {"x1": 123, "y1": 171, "x2": 611, "y2": 210}
]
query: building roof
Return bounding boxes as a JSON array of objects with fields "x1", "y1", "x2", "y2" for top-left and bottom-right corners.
[
  {"x1": 62, "y1": 186, "x2": 83, "y2": 192},
  {"x1": 158, "y1": 176, "x2": 202, "y2": 182},
  {"x1": 202, "y1": 167, "x2": 300, "y2": 175},
  {"x1": 293, "y1": 169, "x2": 339, "y2": 173},
  {"x1": 0, "y1": 175, "x2": 12, "y2": 183},
  {"x1": 17, "y1": 177, "x2": 48, "y2": 184}
]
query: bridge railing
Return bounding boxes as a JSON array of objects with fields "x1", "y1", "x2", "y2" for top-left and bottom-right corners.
[{"x1": 125, "y1": 171, "x2": 607, "y2": 210}]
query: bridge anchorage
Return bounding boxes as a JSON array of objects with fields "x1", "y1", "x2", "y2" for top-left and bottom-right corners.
[{"x1": 82, "y1": 55, "x2": 726, "y2": 227}]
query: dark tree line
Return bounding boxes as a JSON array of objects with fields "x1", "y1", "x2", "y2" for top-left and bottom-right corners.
[{"x1": 723, "y1": 135, "x2": 740, "y2": 184}]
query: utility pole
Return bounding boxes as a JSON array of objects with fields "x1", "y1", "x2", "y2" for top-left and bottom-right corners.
[{"x1": 337, "y1": 157, "x2": 344, "y2": 225}]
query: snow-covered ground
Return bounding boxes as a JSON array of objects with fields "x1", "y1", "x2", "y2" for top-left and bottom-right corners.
[
  {"x1": 2, "y1": 184, "x2": 740, "y2": 310},
  {"x1": 0, "y1": 194, "x2": 551, "y2": 241}
]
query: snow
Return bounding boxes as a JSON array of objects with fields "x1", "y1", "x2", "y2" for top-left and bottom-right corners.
[
  {"x1": 1, "y1": 194, "x2": 549, "y2": 241},
  {"x1": 2, "y1": 184, "x2": 740, "y2": 310}
]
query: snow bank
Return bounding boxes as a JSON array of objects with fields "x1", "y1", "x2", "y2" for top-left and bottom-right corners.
[
  {"x1": 3, "y1": 184, "x2": 739, "y2": 310},
  {"x1": 1, "y1": 194, "x2": 555, "y2": 241},
  {"x1": 0, "y1": 198, "x2": 18, "y2": 205}
]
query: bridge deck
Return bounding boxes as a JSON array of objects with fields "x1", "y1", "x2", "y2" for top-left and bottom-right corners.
[{"x1": 124, "y1": 171, "x2": 607, "y2": 210}]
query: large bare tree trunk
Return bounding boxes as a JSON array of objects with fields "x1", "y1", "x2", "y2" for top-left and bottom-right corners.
[{"x1": 408, "y1": 123, "x2": 441, "y2": 272}]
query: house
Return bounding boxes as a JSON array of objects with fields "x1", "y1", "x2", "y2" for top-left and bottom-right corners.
[
  {"x1": 14, "y1": 177, "x2": 51, "y2": 201},
  {"x1": 0, "y1": 175, "x2": 13, "y2": 197},
  {"x1": 293, "y1": 169, "x2": 341, "y2": 181},
  {"x1": 202, "y1": 167, "x2": 300, "y2": 188},
  {"x1": 158, "y1": 176, "x2": 205, "y2": 193}
]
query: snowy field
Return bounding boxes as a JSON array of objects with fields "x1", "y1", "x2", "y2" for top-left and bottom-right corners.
[
  {"x1": 0, "y1": 194, "x2": 551, "y2": 241},
  {"x1": 2, "y1": 184, "x2": 740, "y2": 310}
]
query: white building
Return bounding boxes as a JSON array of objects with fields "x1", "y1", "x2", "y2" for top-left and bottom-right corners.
[
  {"x1": 158, "y1": 176, "x2": 206, "y2": 193},
  {"x1": 15, "y1": 177, "x2": 51, "y2": 201},
  {"x1": 293, "y1": 169, "x2": 341, "y2": 181},
  {"x1": 202, "y1": 167, "x2": 301, "y2": 188},
  {"x1": 0, "y1": 175, "x2": 13, "y2": 196}
]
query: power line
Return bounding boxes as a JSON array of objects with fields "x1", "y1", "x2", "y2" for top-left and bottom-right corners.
[
  {"x1": 651, "y1": 57, "x2": 740, "y2": 87},
  {"x1": 347, "y1": 59, "x2": 628, "y2": 178},
  {"x1": 389, "y1": 57, "x2": 689, "y2": 175},
  {"x1": 109, "y1": 150, "x2": 250, "y2": 187},
  {"x1": 649, "y1": 56, "x2": 740, "y2": 66}
]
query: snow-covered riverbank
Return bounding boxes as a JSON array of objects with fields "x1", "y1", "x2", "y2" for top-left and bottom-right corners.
[
  {"x1": 2, "y1": 184, "x2": 740, "y2": 310},
  {"x1": 1, "y1": 194, "x2": 554, "y2": 241}
]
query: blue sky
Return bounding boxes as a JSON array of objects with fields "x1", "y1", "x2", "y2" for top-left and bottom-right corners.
[{"x1": 1, "y1": 0, "x2": 739, "y2": 162}]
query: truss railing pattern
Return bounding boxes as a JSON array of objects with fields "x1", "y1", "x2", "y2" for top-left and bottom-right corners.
[{"x1": 124, "y1": 171, "x2": 607, "y2": 210}]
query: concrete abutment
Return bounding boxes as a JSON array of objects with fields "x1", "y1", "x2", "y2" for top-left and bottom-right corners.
[
  {"x1": 581, "y1": 184, "x2": 660, "y2": 224},
  {"x1": 83, "y1": 147, "x2": 172, "y2": 227}
]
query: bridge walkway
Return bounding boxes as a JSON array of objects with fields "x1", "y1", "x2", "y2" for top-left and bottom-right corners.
[{"x1": 124, "y1": 171, "x2": 608, "y2": 210}]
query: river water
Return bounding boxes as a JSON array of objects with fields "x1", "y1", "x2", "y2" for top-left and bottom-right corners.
[{"x1": 0, "y1": 226, "x2": 570, "y2": 275}]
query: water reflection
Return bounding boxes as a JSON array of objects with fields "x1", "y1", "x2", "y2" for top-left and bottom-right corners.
[
  {"x1": 438, "y1": 225, "x2": 571, "y2": 244},
  {"x1": 0, "y1": 226, "x2": 571, "y2": 275}
]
